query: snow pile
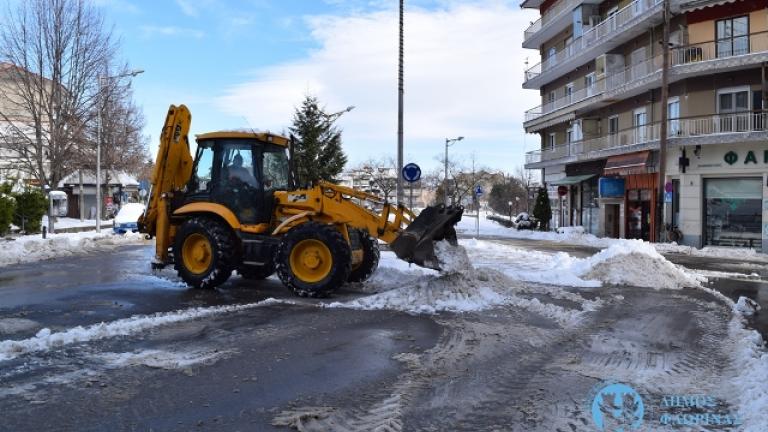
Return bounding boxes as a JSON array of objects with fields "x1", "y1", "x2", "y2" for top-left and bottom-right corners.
[
  {"x1": 0, "y1": 231, "x2": 146, "y2": 267},
  {"x1": 733, "y1": 296, "x2": 761, "y2": 317},
  {"x1": 0, "y1": 298, "x2": 286, "y2": 362},
  {"x1": 726, "y1": 305, "x2": 768, "y2": 431},
  {"x1": 574, "y1": 241, "x2": 706, "y2": 289},
  {"x1": 434, "y1": 241, "x2": 473, "y2": 275},
  {"x1": 462, "y1": 238, "x2": 703, "y2": 290}
]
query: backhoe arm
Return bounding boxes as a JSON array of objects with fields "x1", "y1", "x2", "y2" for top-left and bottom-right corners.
[
  {"x1": 138, "y1": 105, "x2": 193, "y2": 266},
  {"x1": 274, "y1": 181, "x2": 463, "y2": 269}
]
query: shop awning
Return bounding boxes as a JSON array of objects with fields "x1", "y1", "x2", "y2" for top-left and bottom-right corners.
[
  {"x1": 549, "y1": 174, "x2": 596, "y2": 185},
  {"x1": 604, "y1": 151, "x2": 652, "y2": 176}
]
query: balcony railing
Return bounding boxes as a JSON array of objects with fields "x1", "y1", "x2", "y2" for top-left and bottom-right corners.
[
  {"x1": 525, "y1": 111, "x2": 767, "y2": 165},
  {"x1": 523, "y1": 0, "x2": 580, "y2": 43},
  {"x1": 671, "y1": 30, "x2": 768, "y2": 66},
  {"x1": 525, "y1": 32, "x2": 768, "y2": 127},
  {"x1": 526, "y1": 55, "x2": 658, "y2": 123},
  {"x1": 524, "y1": 0, "x2": 663, "y2": 85}
]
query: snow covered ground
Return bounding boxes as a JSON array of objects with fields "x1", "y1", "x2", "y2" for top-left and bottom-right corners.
[
  {"x1": 0, "y1": 231, "x2": 146, "y2": 267},
  {"x1": 40, "y1": 216, "x2": 114, "y2": 230},
  {"x1": 457, "y1": 211, "x2": 768, "y2": 262}
]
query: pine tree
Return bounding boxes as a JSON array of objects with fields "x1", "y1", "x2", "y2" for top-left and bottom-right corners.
[
  {"x1": 532, "y1": 187, "x2": 552, "y2": 231},
  {"x1": 289, "y1": 95, "x2": 348, "y2": 186}
]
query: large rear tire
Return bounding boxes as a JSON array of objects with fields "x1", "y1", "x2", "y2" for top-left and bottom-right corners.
[
  {"x1": 347, "y1": 230, "x2": 379, "y2": 283},
  {"x1": 174, "y1": 216, "x2": 236, "y2": 289},
  {"x1": 276, "y1": 222, "x2": 351, "y2": 298}
]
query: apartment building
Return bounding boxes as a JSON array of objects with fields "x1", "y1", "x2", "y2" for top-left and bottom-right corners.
[{"x1": 522, "y1": 0, "x2": 767, "y2": 251}]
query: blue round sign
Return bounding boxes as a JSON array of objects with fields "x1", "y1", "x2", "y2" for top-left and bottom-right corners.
[
  {"x1": 475, "y1": 185, "x2": 484, "y2": 196},
  {"x1": 402, "y1": 163, "x2": 421, "y2": 183},
  {"x1": 591, "y1": 382, "x2": 644, "y2": 431}
]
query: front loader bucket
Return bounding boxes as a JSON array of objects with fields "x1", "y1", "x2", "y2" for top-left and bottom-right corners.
[{"x1": 390, "y1": 205, "x2": 464, "y2": 270}]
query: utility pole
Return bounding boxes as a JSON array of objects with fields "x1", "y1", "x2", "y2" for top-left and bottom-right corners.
[
  {"x1": 396, "y1": 0, "x2": 405, "y2": 204},
  {"x1": 657, "y1": 0, "x2": 670, "y2": 242}
]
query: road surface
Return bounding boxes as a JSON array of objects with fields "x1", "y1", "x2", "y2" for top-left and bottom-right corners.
[{"x1": 0, "y1": 242, "x2": 762, "y2": 431}]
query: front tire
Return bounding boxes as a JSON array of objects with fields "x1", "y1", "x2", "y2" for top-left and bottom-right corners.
[
  {"x1": 174, "y1": 217, "x2": 236, "y2": 289},
  {"x1": 347, "y1": 230, "x2": 379, "y2": 283},
  {"x1": 276, "y1": 222, "x2": 351, "y2": 298}
]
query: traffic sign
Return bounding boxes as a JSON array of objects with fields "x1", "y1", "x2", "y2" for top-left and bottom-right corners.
[
  {"x1": 475, "y1": 185, "x2": 484, "y2": 196},
  {"x1": 402, "y1": 163, "x2": 421, "y2": 183}
]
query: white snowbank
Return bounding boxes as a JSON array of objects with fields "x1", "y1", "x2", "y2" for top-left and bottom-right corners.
[
  {"x1": 726, "y1": 302, "x2": 768, "y2": 431},
  {"x1": 573, "y1": 241, "x2": 706, "y2": 290},
  {"x1": 434, "y1": 241, "x2": 473, "y2": 275},
  {"x1": 0, "y1": 231, "x2": 146, "y2": 267},
  {"x1": 464, "y1": 238, "x2": 703, "y2": 290},
  {"x1": 41, "y1": 216, "x2": 114, "y2": 230},
  {"x1": 0, "y1": 298, "x2": 286, "y2": 362},
  {"x1": 465, "y1": 212, "x2": 767, "y2": 263}
]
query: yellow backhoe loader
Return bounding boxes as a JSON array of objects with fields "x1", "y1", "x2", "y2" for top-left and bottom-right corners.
[{"x1": 138, "y1": 104, "x2": 463, "y2": 297}]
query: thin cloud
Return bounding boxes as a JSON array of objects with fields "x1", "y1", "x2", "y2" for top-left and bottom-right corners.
[
  {"x1": 175, "y1": 0, "x2": 198, "y2": 17},
  {"x1": 140, "y1": 25, "x2": 205, "y2": 39},
  {"x1": 215, "y1": 2, "x2": 539, "y2": 169}
]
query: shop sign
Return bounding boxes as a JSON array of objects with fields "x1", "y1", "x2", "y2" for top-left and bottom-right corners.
[
  {"x1": 723, "y1": 150, "x2": 768, "y2": 166},
  {"x1": 598, "y1": 177, "x2": 625, "y2": 198}
]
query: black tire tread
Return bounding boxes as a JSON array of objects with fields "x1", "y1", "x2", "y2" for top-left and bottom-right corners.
[
  {"x1": 347, "y1": 229, "x2": 380, "y2": 283},
  {"x1": 276, "y1": 222, "x2": 351, "y2": 298},
  {"x1": 173, "y1": 216, "x2": 237, "y2": 289}
]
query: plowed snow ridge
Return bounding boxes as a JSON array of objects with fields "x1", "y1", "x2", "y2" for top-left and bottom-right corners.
[{"x1": 0, "y1": 298, "x2": 287, "y2": 361}]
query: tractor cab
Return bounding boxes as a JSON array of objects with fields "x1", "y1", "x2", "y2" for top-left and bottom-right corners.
[{"x1": 184, "y1": 131, "x2": 291, "y2": 225}]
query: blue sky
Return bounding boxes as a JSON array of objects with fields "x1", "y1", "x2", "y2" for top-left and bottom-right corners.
[{"x1": 98, "y1": 0, "x2": 538, "y2": 175}]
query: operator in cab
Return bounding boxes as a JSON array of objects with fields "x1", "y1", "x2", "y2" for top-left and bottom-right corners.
[{"x1": 229, "y1": 153, "x2": 258, "y2": 187}]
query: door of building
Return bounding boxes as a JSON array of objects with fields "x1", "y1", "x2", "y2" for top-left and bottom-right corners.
[
  {"x1": 605, "y1": 204, "x2": 620, "y2": 238},
  {"x1": 627, "y1": 188, "x2": 652, "y2": 240}
]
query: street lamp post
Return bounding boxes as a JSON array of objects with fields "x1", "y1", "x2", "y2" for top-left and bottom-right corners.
[
  {"x1": 508, "y1": 200, "x2": 513, "y2": 222},
  {"x1": 96, "y1": 69, "x2": 144, "y2": 232},
  {"x1": 443, "y1": 136, "x2": 463, "y2": 206}
]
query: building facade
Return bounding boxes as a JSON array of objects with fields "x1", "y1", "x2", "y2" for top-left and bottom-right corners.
[{"x1": 522, "y1": 0, "x2": 767, "y2": 251}]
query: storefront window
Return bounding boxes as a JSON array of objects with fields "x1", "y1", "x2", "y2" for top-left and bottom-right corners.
[
  {"x1": 704, "y1": 178, "x2": 762, "y2": 251},
  {"x1": 581, "y1": 178, "x2": 599, "y2": 234}
]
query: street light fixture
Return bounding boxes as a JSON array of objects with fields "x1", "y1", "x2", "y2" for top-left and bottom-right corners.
[
  {"x1": 96, "y1": 68, "x2": 144, "y2": 232},
  {"x1": 326, "y1": 105, "x2": 355, "y2": 122},
  {"x1": 444, "y1": 136, "x2": 464, "y2": 206}
]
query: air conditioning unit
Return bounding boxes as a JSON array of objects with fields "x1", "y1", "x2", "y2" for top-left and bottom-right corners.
[{"x1": 605, "y1": 54, "x2": 625, "y2": 74}]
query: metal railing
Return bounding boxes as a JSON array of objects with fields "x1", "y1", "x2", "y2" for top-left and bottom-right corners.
[
  {"x1": 524, "y1": 0, "x2": 662, "y2": 84},
  {"x1": 523, "y1": 0, "x2": 580, "y2": 42},
  {"x1": 526, "y1": 55, "x2": 658, "y2": 123},
  {"x1": 525, "y1": 32, "x2": 768, "y2": 125},
  {"x1": 671, "y1": 31, "x2": 768, "y2": 66},
  {"x1": 525, "y1": 111, "x2": 767, "y2": 165}
]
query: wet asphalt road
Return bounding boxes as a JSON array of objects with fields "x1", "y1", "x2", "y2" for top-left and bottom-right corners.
[{"x1": 0, "y1": 241, "x2": 765, "y2": 431}]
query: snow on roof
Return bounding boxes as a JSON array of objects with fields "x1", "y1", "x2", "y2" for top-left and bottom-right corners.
[{"x1": 58, "y1": 171, "x2": 139, "y2": 187}]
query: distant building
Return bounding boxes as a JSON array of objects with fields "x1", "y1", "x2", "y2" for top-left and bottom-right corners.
[
  {"x1": 521, "y1": 0, "x2": 767, "y2": 251},
  {"x1": 58, "y1": 171, "x2": 139, "y2": 219},
  {"x1": 338, "y1": 166, "x2": 429, "y2": 208}
]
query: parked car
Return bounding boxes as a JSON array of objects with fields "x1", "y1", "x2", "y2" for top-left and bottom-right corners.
[{"x1": 113, "y1": 203, "x2": 145, "y2": 234}]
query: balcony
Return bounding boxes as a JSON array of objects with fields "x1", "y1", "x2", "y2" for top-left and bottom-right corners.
[
  {"x1": 523, "y1": 0, "x2": 590, "y2": 49},
  {"x1": 523, "y1": 0, "x2": 664, "y2": 90},
  {"x1": 525, "y1": 111, "x2": 768, "y2": 168},
  {"x1": 523, "y1": 32, "x2": 768, "y2": 132}
]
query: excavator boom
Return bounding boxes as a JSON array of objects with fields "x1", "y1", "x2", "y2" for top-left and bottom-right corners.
[{"x1": 137, "y1": 105, "x2": 194, "y2": 266}]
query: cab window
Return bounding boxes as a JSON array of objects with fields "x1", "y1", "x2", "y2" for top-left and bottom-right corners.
[{"x1": 262, "y1": 146, "x2": 290, "y2": 191}]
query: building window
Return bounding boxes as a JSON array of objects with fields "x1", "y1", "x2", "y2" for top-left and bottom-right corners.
[
  {"x1": 668, "y1": 97, "x2": 680, "y2": 136},
  {"x1": 548, "y1": 133, "x2": 556, "y2": 150},
  {"x1": 634, "y1": 108, "x2": 647, "y2": 143},
  {"x1": 565, "y1": 83, "x2": 574, "y2": 104},
  {"x1": 585, "y1": 73, "x2": 596, "y2": 96},
  {"x1": 717, "y1": 87, "x2": 750, "y2": 131},
  {"x1": 704, "y1": 178, "x2": 762, "y2": 251},
  {"x1": 716, "y1": 16, "x2": 748, "y2": 57},
  {"x1": 608, "y1": 116, "x2": 619, "y2": 135}
]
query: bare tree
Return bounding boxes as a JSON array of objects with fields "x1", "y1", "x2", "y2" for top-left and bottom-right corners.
[
  {"x1": 0, "y1": 0, "x2": 119, "y2": 188},
  {"x1": 357, "y1": 157, "x2": 397, "y2": 202}
]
